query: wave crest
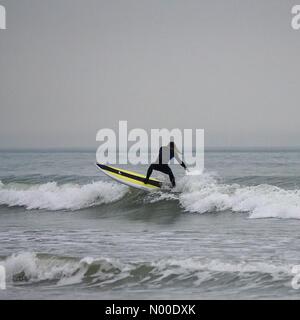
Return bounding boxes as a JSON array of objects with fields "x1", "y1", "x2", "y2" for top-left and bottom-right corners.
[
  {"x1": 178, "y1": 174, "x2": 300, "y2": 219},
  {"x1": 0, "y1": 180, "x2": 128, "y2": 210},
  {"x1": 0, "y1": 252, "x2": 292, "y2": 289},
  {"x1": 1, "y1": 172, "x2": 300, "y2": 219}
]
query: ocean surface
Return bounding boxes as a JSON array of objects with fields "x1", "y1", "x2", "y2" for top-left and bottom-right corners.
[{"x1": 1, "y1": 149, "x2": 300, "y2": 299}]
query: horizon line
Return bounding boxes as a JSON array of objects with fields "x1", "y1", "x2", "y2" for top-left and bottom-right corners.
[{"x1": 1, "y1": 146, "x2": 300, "y2": 152}]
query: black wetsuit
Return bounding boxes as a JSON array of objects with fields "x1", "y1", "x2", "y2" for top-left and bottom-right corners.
[{"x1": 145, "y1": 147, "x2": 186, "y2": 187}]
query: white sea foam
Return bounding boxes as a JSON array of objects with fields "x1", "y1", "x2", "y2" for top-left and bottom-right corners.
[
  {"x1": 178, "y1": 173, "x2": 300, "y2": 219},
  {"x1": 1, "y1": 252, "x2": 124, "y2": 286},
  {"x1": 144, "y1": 191, "x2": 178, "y2": 204},
  {"x1": 3, "y1": 252, "x2": 77, "y2": 282},
  {"x1": 0, "y1": 181, "x2": 128, "y2": 210},
  {"x1": 151, "y1": 257, "x2": 291, "y2": 275}
]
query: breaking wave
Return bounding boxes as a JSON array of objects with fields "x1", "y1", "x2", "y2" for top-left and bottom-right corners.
[
  {"x1": 0, "y1": 180, "x2": 128, "y2": 211},
  {"x1": 0, "y1": 252, "x2": 292, "y2": 289},
  {"x1": 177, "y1": 174, "x2": 300, "y2": 219},
  {"x1": 1, "y1": 173, "x2": 300, "y2": 219}
]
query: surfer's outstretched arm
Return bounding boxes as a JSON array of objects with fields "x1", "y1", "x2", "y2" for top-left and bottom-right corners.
[{"x1": 180, "y1": 161, "x2": 187, "y2": 170}]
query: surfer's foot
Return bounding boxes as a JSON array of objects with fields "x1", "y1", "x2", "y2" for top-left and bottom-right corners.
[{"x1": 144, "y1": 178, "x2": 149, "y2": 184}]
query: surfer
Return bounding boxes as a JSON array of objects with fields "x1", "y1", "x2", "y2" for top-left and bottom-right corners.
[{"x1": 144, "y1": 142, "x2": 187, "y2": 188}]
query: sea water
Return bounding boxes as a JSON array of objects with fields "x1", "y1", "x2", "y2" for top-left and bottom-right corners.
[{"x1": 0, "y1": 149, "x2": 300, "y2": 299}]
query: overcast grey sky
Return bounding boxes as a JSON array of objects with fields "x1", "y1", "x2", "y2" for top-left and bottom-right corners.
[{"x1": 0, "y1": 0, "x2": 299, "y2": 148}]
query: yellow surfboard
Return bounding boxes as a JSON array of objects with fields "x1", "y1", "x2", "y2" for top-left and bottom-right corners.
[{"x1": 96, "y1": 163, "x2": 163, "y2": 191}]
